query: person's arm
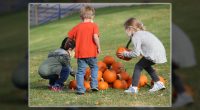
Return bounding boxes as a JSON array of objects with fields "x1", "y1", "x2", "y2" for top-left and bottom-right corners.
[
  {"x1": 118, "y1": 35, "x2": 141, "y2": 58},
  {"x1": 123, "y1": 36, "x2": 141, "y2": 58},
  {"x1": 123, "y1": 50, "x2": 140, "y2": 58},
  {"x1": 59, "y1": 54, "x2": 76, "y2": 77},
  {"x1": 94, "y1": 34, "x2": 101, "y2": 54}
]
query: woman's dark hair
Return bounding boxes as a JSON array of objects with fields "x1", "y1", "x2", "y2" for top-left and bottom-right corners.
[{"x1": 60, "y1": 37, "x2": 75, "y2": 50}]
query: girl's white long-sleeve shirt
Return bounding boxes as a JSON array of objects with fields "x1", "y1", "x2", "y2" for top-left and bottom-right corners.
[{"x1": 123, "y1": 31, "x2": 167, "y2": 64}]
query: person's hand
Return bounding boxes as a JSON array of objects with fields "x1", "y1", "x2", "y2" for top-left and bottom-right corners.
[
  {"x1": 97, "y1": 48, "x2": 101, "y2": 54},
  {"x1": 117, "y1": 52, "x2": 124, "y2": 58}
]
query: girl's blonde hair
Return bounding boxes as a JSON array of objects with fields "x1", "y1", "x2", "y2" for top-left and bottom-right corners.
[
  {"x1": 124, "y1": 18, "x2": 145, "y2": 31},
  {"x1": 80, "y1": 5, "x2": 95, "y2": 19}
]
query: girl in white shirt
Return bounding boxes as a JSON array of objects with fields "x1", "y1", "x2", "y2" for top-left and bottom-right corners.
[{"x1": 118, "y1": 18, "x2": 167, "y2": 94}]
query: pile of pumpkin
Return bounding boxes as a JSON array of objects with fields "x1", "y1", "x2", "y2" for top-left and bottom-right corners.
[{"x1": 69, "y1": 55, "x2": 166, "y2": 91}]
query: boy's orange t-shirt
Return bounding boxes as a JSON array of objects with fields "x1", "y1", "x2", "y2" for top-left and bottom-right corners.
[{"x1": 68, "y1": 22, "x2": 99, "y2": 58}]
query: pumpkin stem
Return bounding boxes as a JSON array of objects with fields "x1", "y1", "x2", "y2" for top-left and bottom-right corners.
[
  {"x1": 117, "y1": 74, "x2": 122, "y2": 80},
  {"x1": 100, "y1": 78, "x2": 104, "y2": 82}
]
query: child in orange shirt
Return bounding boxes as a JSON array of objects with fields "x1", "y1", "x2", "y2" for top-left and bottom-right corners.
[{"x1": 67, "y1": 5, "x2": 100, "y2": 95}]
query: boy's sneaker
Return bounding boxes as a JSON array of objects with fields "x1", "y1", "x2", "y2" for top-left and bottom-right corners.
[
  {"x1": 124, "y1": 86, "x2": 138, "y2": 94},
  {"x1": 149, "y1": 81, "x2": 166, "y2": 92},
  {"x1": 91, "y1": 88, "x2": 99, "y2": 92},
  {"x1": 50, "y1": 84, "x2": 63, "y2": 92},
  {"x1": 173, "y1": 92, "x2": 194, "y2": 108}
]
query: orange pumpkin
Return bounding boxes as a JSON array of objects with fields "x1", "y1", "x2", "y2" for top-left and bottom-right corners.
[
  {"x1": 111, "y1": 62, "x2": 124, "y2": 74},
  {"x1": 97, "y1": 61, "x2": 107, "y2": 72},
  {"x1": 98, "y1": 78, "x2": 109, "y2": 90},
  {"x1": 113, "y1": 79, "x2": 128, "y2": 89},
  {"x1": 69, "y1": 80, "x2": 77, "y2": 90},
  {"x1": 116, "y1": 74, "x2": 129, "y2": 89},
  {"x1": 103, "y1": 56, "x2": 115, "y2": 66},
  {"x1": 122, "y1": 80, "x2": 128, "y2": 89},
  {"x1": 116, "y1": 47, "x2": 132, "y2": 61},
  {"x1": 84, "y1": 81, "x2": 91, "y2": 91},
  {"x1": 103, "y1": 69, "x2": 117, "y2": 83},
  {"x1": 118, "y1": 71, "x2": 129, "y2": 80},
  {"x1": 84, "y1": 67, "x2": 91, "y2": 80},
  {"x1": 113, "y1": 80, "x2": 124, "y2": 89},
  {"x1": 97, "y1": 71, "x2": 103, "y2": 81},
  {"x1": 138, "y1": 74, "x2": 148, "y2": 87},
  {"x1": 151, "y1": 76, "x2": 165, "y2": 87}
]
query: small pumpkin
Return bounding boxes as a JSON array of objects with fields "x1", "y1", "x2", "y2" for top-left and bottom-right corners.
[
  {"x1": 122, "y1": 80, "x2": 128, "y2": 89},
  {"x1": 113, "y1": 80, "x2": 124, "y2": 89},
  {"x1": 116, "y1": 47, "x2": 132, "y2": 61},
  {"x1": 103, "y1": 56, "x2": 115, "y2": 66},
  {"x1": 84, "y1": 81, "x2": 91, "y2": 91},
  {"x1": 103, "y1": 69, "x2": 117, "y2": 83},
  {"x1": 116, "y1": 74, "x2": 129, "y2": 89},
  {"x1": 111, "y1": 62, "x2": 124, "y2": 74},
  {"x1": 138, "y1": 74, "x2": 148, "y2": 87},
  {"x1": 84, "y1": 67, "x2": 91, "y2": 80},
  {"x1": 97, "y1": 61, "x2": 107, "y2": 72},
  {"x1": 98, "y1": 78, "x2": 109, "y2": 90},
  {"x1": 113, "y1": 79, "x2": 128, "y2": 89},
  {"x1": 118, "y1": 71, "x2": 129, "y2": 80},
  {"x1": 69, "y1": 80, "x2": 77, "y2": 90},
  {"x1": 97, "y1": 71, "x2": 103, "y2": 81}
]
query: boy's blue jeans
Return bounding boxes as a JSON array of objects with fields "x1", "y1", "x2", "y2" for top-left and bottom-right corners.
[
  {"x1": 54, "y1": 66, "x2": 70, "y2": 87},
  {"x1": 76, "y1": 57, "x2": 98, "y2": 93}
]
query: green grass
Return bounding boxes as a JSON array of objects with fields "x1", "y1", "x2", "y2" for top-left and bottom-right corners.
[{"x1": 29, "y1": 4, "x2": 171, "y2": 107}]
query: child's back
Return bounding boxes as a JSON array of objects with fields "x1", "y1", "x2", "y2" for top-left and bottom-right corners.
[
  {"x1": 132, "y1": 31, "x2": 166, "y2": 63},
  {"x1": 38, "y1": 48, "x2": 70, "y2": 77},
  {"x1": 68, "y1": 22, "x2": 99, "y2": 58}
]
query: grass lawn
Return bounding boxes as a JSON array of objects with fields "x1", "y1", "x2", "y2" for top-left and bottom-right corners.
[{"x1": 29, "y1": 4, "x2": 171, "y2": 107}]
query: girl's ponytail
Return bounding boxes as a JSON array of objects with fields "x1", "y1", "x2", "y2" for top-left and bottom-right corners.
[{"x1": 136, "y1": 21, "x2": 145, "y2": 31}]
